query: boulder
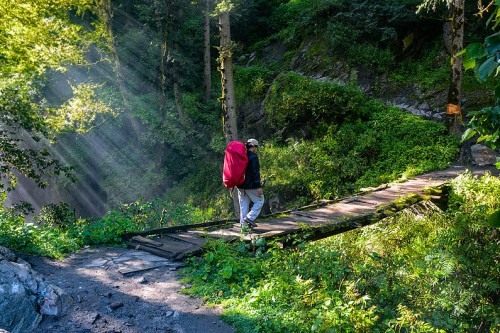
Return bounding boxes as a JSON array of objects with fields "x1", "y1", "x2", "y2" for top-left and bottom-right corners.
[
  {"x1": 0, "y1": 246, "x2": 73, "y2": 333},
  {"x1": 471, "y1": 144, "x2": 498, "y2": 166}
]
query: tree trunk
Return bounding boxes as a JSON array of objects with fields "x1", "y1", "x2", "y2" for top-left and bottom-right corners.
[
  {"x1": 154, "y1": 0, "x2": 171, "y2": 125},
  {"x1": 153, "y1": 0, "x2": 175, "y2": 177},
  {"x1": 217, "y1": 2, "x2": 239, "y2": 216},
  {"x1": 173, "y1": 5, "x2": 186, "y2": 123},
  {"x1": 446, "y1": 0, "x2": 464, "y2": 139},
  {"x1": 203, "y1": 0, "x2": 212, "y2": 104},
  {"x1": 218, "y1": 9, "x2": 238, "y2": 143}
]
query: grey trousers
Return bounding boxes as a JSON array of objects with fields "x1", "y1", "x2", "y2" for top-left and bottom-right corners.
[{"x1": 237, "y1": 188, "x2": 264, "y2": 224}]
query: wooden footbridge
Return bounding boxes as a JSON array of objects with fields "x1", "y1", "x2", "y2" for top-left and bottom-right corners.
[{"x1": 122, "y1": 166, "x2": 496, "y2": 260}]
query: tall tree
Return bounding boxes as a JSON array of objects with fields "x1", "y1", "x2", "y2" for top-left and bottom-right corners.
[
  {"x1": 173, "y1": 3, "x2": 187, "y2": 122},
  {"x1": 446, "y1": 0, "x2": 465, "y2": 137},
  {"x1": 418, "y1": 0, "x2": 465, "y2": 137},
  {"x1": 154, "y1": 0, "x2": 174, "y2": 124},
  {"x1": 216, "y1": 0, "x2": 238, "y2": 143}
]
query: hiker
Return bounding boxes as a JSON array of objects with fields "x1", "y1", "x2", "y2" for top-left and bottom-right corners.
[{"x1": 237, "y1": 138, "x2": 264, "y2": 229}]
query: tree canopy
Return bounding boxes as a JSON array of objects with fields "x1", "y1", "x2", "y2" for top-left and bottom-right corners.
[{"x1": 0, "y1": 0, "x2": 105, "y2": 203}]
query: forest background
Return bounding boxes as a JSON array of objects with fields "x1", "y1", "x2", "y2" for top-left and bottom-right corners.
[
  {"x1": 1, "y1": 0, "x2": 499, "y2": 332},
  {"x1": 1, "y1": 0, "x2": 498, "y2": 218}
]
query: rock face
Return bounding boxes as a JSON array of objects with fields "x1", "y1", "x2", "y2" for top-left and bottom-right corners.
[
  {"x1": 0, "y1": 246, "x2": 73, "y2": 333},
  {"x1": 471, "y1": 144, "x2": 498, "y2": 166}
]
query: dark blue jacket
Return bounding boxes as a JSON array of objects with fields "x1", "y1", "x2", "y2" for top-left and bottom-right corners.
[{"x1": 238, "y1": 151, "x2": 261, "y2": 189}]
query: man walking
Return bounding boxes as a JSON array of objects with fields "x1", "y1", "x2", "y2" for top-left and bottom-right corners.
[{"x1": 237, "y1": 139, "x2": 264, "y2": 229}]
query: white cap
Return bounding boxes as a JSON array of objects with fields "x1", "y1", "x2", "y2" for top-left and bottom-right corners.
[{"x1": 246, "y1": 138, "x2": 259, "y2": 146}]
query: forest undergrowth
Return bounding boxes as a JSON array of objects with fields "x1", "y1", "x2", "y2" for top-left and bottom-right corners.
[{"x1": 180, "y1": 172, "x2": 500, "y2": 333}]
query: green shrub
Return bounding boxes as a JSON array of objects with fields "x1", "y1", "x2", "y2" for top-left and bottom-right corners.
[
  {"x1": 0, "y1": 198, "x2": 213, "y2": 258},
  {"x1": 0, "y1": 210, "x2": 81, "y2": 259},
  {"x1": 391, "y1": 40, "x2": 450, "y2": 90},
  {"x1": 345, "y1": 43, "x2": 395, "y2": 73},
  {"x1": 264, "y1": 72, "x2": 370, "y2": 138},
  {"x1": 33, "y1": 202, "x2": 75, "y2": 229},
  {"x1": 234, "y1": 66, "x2": 274, "y2": 103}
]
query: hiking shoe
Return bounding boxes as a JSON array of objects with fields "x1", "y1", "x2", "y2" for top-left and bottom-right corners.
[{"x1": 244, "y1": 218, "x2": 257, "y2": 228}]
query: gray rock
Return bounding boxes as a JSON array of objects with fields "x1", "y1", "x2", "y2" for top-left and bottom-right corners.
[
  {"x1": 0, "y1": 260, "x2": 42, "y2": 332},
  {"x1": 109, "y1": 301, "x2": 124, "y2": 311},
  {"x1": 471, "y1": 144, "x2": 497, "y2": 166},
  {"x1": 0, "y1": 247, "x2": 73, "y2": 333},
  {"x1": 0, "y1": 245, "x2": 16, "y2": 262}
]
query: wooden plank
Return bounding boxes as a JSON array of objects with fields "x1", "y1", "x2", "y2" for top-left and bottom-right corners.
[
  {"x1": 131, "y1": 235, "x2": 164, "y2": 247},
  {"x1": 164, "y1": 232, "x2": 207, "y2": 246},
  {"x1": 126, "y1": 243, "x2": 176, "y2": 259},
  {"x1": 122, "y1": 219, "x2": 237, "y2": 239},
  {"x1": 124, "y1": 178, "x2": 449, "y2": 260},
  {"x1": 171, "y1": 243, "x2": 206, "y2": 260},
  {"x1": 129, "y1": 237, "x2": 192, "y2": 252},
  {"x1": 292, "y1": 212, "x2": 322, "y2": 219},
  {"x1": 127, "y1": 238, "x2": 205, "y2": 260}
]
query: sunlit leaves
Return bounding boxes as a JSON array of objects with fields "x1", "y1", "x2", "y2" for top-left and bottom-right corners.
[
  {"x1": 461, "y1": 106, "x2": 500, "y2": 149},
  {"x1": 0, "y1": 0, "x2": 97, "y2": 75},
  {"x1": 47, "y1": 83, "x2": 115, "y2": 133},
  {"x1": 214, "y1": 0, "x2": 234, "y2": 15},
  {"x1": 0, "y1": 0, "x2": 109, "y2": 200},
  {"x1": 463, "y1": 33, "x2": 500, "y2": 82}
]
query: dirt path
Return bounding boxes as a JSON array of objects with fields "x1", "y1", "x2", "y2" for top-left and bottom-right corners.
[{"x1": 25, "y1": 246, "x2": 235, "y2": 333}]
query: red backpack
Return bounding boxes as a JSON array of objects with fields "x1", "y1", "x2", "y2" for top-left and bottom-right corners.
[{"x1": 223, "y1": 141, "x2": 248, "y2": 188}]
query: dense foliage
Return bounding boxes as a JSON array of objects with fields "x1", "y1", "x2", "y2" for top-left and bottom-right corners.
[
  {"x1": 1, "y1": 0, "x2": 493, "y2": 217},
  {"x1": 181, "y1": 173, "x2": 500, "y2": 332},
  {"x1": 261, "y1": 73, "x2": 459, "y2": 205}
]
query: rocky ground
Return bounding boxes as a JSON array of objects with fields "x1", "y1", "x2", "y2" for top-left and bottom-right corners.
[{"x1": 25, "y1": 246, "x2": 235, "y2": 333}]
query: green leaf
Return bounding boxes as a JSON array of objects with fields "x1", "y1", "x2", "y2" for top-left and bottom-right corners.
[
  {"x1": 478, "y1": 57, "x2": 498, "y2": 81},
  {"x1": 204, "y1": 251, "x2": 215, "y2": 264},
  {"x1": 461, "y1": 128, "x2": 476, "y2": 142},
  {"x1": 486, "y1": 209, "x2": 500, "y2": 227},
  {"x1": 463, "y1": 58, "x2": 476, "y2": 71},
  {"x1": 496, "y1": 7, "x2": 500, "y2": 29},
  {"x1": 221, "y1": 265, "x2": 233, "y2": 279},
  {"x1": 477, "y1": 135, "x2": 490, "y2": 143},
  {"x1": 465, "y1": 43, "x2": 486, "y2": 60},
  {"x1": 485, "y1": 32, "x2": 500, "y2": 55}
]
